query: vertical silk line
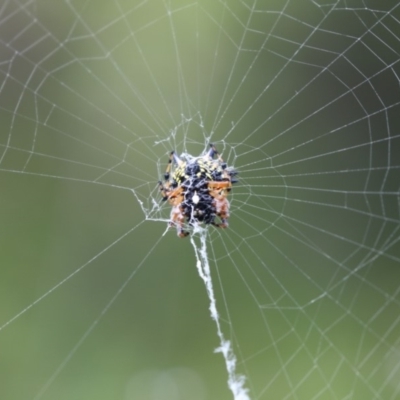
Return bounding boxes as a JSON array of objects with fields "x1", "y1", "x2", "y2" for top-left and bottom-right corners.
[{"x1": 191, "y1": 230, "x2": 250, "y2": 400}]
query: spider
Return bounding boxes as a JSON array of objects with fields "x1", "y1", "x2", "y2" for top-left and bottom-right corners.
[{"x1": 158, "y1": 144, "x2": 238, "y2": 237}]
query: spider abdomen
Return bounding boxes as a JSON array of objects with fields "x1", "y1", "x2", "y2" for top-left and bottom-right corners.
[{"x1": 159, "y1": 144, "x2": 238, "y2": 237}]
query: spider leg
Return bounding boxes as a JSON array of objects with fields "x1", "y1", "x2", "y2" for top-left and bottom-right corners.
[
  {"x1": 208, "y1": 183, "x2": 230, "y2": 228},
  {"x1": 169, "y1": 187, "x2": 184, "y2": 206},
  {"x1": 207, "y1": 181, "x2": 232, "y2": 191},
  {"x1": 163, "y1": 151, "x2": 174, "y2": 181},
  {"x1": 170, "y1": 204, "x2": 189, "y2": 237},
  {"x1": 158, "y1": 181, "x2": 170, "y2": 201},
  {"x1": 207, "y1": 145, "x2": 239, "y2": 184},
  {"x1": 212, "y1": 196, "x2": 230, "y2": 228},
  {"x1": 159, "y1": 150, "x2": 184, "y2": 199},
  {"x1": 207, "y1": 144, "x2": 224, "y2": 164},
  {"x1": 162, "y1": 150, "x2": 184, "y2": 180}
]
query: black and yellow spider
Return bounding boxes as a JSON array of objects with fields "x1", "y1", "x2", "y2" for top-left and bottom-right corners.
[{"x1": 159, "y1": 144, "x2": 238, "y2": 237}]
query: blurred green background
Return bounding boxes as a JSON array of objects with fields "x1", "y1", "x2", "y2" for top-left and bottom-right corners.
[{"x1": 1, "y1": 1, "x2": 400, "y2": 399}]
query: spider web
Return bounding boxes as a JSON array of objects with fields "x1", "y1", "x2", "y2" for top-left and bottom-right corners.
[{"x1": 1, "y1": 1, "x2": 400, "y2": 399}]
